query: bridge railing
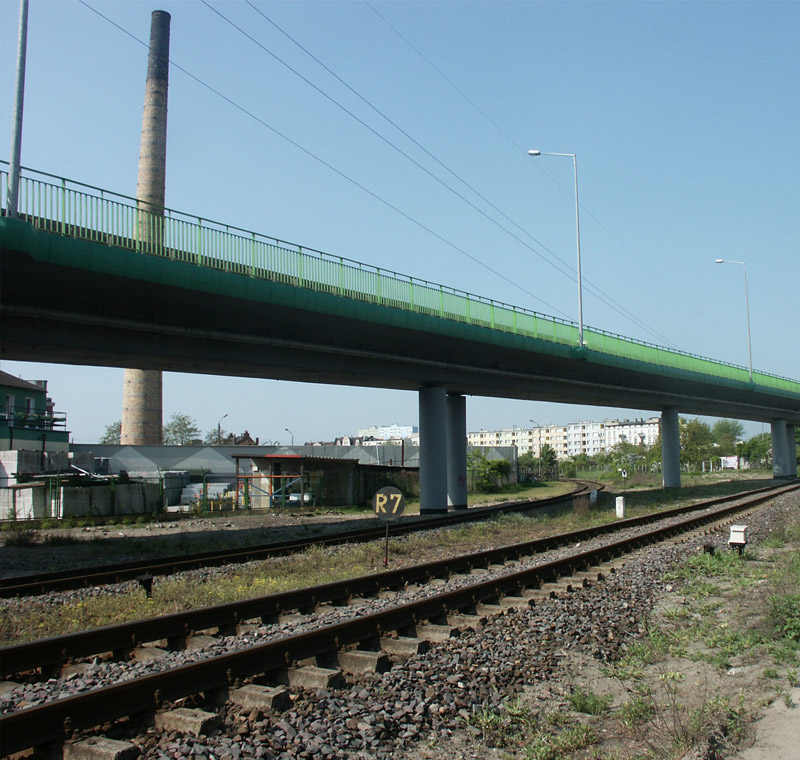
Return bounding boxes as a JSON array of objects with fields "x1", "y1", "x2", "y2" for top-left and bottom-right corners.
[{"x1": 3, "y1": 165, "x2": 799, "y2": 396}]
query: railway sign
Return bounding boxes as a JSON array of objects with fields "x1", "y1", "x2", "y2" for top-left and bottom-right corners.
[
  {"x1": 372, "y1": 486, "x2": 406, "y2": 567},
  {"x1": 372, "y1": 486, "x2": 406, "y2": 521}
]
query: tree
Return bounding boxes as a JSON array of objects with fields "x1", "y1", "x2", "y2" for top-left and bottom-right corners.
[
  {"x1": 539, "y1": 444, "x2": 558, "y2": 474},
  {"x1": 163, "y1": 413, "x2": 201, "y2": 445},
  {"x1": 737, "y1": 433, "x2": 771, "y2": 469},
  {"x1": 204, "y1": 427, "x2": 230, "y2": 445},
  {"x1": 680, "y1": 418, "x2": 714, "y2": 471},
  {"x1": 712, "y1": 419, "x2": 745, "y2": 455},
  {"x1": 99, "y1": 420, "x2": 121, "y2": 445},
  {"x1": 467, "y1": 450, "x2": 511, "y2": 492}
]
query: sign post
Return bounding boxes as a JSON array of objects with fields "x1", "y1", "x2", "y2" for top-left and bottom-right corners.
[{"x1": 372, "y1": 486, "x2": 406, "y2": 567}]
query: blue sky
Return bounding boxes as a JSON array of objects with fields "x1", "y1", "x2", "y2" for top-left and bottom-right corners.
[{"x1": 1, "y1": 0, "x2": 797, "y2": 445}]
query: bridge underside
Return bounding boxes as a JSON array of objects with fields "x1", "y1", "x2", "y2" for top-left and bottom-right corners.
[{"x1": 2, "y1": 221, "x2": 800, "y2": 426}]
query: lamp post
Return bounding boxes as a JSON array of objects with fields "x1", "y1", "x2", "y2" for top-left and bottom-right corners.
[
  {"x1": 528, "y1": 149, "x2": 584, "y2": 345},
  {"x1": 714, "y1": 259, "x2": 753, "y2": 382},
  {"x1": 217, "y1": 413, "x2": 228, "y2": 446},
  {"x1": 285, "y1": 427, "x2": 294, "y2": 446}
]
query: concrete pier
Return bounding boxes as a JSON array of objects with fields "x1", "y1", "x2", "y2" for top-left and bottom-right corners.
[
  {"x1": 661, "y1": 407, "x2": 681, "y2": 488},
  {"x1": 772, "y1": 419, "x2": 791, "y2": 478},
  {"x1": 419, "y1": 386, "x2": 448, "y2": 513},
  {"x1": 788, "y1": 425, "x2": 798, "y2": 477},
  {"x1": 446, "y1": 393, "x2": 468, "y2": 510}
]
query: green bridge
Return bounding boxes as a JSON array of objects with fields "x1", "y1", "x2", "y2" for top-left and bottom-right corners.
[
  {"x1": 2, "y1": 164, "x2": 798, "y2": 396},
  {"x1": 2, "y1": 165, "x2": 798, "y2": 505}
]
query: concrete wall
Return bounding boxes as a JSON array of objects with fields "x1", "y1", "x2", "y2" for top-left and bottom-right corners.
[
  {"x1": 0, "y1": 449, "x2": 70, "y2": 487},
  {"x1": 0, "y1": 484, "x2": 48, "y2": 520}
]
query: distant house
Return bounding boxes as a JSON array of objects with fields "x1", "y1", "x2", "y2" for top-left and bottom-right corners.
[
  {"x1": 231, "y1": 430, "x2": 259, "y2": 446},
  {"x1": 0, "y1": 371, "x2": 69, "y2": 453}
]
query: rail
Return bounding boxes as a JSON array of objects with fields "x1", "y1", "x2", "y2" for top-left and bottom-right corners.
[
  {"x1": 2, "y1": 481, "x2": 796, "y2": 755},
  {"x1": 3, "y1": 163, "x2": 800, "y2": 395}
]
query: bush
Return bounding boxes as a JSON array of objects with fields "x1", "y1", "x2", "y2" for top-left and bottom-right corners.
[{"x1": 3, "y1": 528, "x2": 41, "y2": 547}]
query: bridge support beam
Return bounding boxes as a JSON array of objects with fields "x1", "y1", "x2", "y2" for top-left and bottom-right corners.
[
  {"x1": 771, "y1": 419, "x2": 792, "y2": 478},
  {"x1": 419, "y1": 386, "x2": 448, "y2": 514},
  {"x1": 447, "y1": 394, "x2": 468, "y2": 510},
  {"x1": 788, "y1": 425, "x2": 798, "y2": 478},
  {"x1": 661, "y1": 407, "x2": 681, "y2": 488}
]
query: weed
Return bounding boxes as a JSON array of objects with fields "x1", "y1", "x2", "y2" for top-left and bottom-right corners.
[
  {"x1": 2, "y1": 528, "x2": 40, "y2": 547},
  {"x1": 763, "y1": 668, "x2": 779, "y2": 679},
  {"x1": 566, "y1": 685, "x2": 612, "y2": 715},
  {"x1": 467, "y1": 696, "x2": 536, "y2": 747},
  {"x1": 467, "y1": 706, "x2": 506, "y2": 745},
  {"x1": 543, "y1": 710, "x2": 573, "y2": 727},
  {"x1": 768, "y1": 595, "x2": 800, "y2": 641},
  {"x1": 662, "y1": 606, "x2": 690, "y2": 621},
  {"x1": 523, "y1": 724, "x2": 598, "y2": 759},
  {"x1": 619, "y1": 696, "x2": 654, "y2": 729}
]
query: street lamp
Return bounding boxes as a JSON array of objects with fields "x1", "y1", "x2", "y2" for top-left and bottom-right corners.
[
  {"x1": 217, "y1": 413, "x2": 228, "y2": 446},
  {"x1": 714, "y1": 259, "x2": 753, "y2": 382},
  {"x1": 285, "y1": 427, "x2": 294, "y2": 446},
  {"x1": 528, "y1": 149, "x2": 584, "y2": 346}
]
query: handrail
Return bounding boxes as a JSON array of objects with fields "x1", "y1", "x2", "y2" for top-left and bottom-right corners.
[{"x1": 3, "y1": 163, "x2": 799, "y2": 395}]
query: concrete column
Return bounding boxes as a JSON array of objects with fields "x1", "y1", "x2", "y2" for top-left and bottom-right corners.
[
  {"x1": 661, "y1": 407, "x2": 681, "y2": 488},
  {"x1": 419, "y1": 386, "x2": 448, "y2": 514},
  {"x1": 788, "y1": 425, "x2": 798, "y2": 478},
  {"x1": 771, "y1": 419, "x2": 790, "y2": 478},
  {"x1": 446, "y1": 394, "x2": 468, "y2": 510}
]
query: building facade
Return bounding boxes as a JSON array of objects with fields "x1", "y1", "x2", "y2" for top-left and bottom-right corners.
[
  {"x1": 468, "y1": 417, "x2": 661, "y2": 459},
  {"x1": 356, "y1": 423, "x2": 419, "y2": 441},
  {"x1": 1, "y1": 371, "x2": 69, "y2": 454},
  {"x1": 604, "y1": 417, "x2": 661, "y2": 448}
]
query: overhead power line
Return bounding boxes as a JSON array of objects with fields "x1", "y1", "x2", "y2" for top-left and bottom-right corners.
[
  {"x1": 77, "y1": 0, "x2": 567, "y2": 316},
  {"x1": 363, "y1": 0, "x2": 733, "y2": 349},
  {"x1": 214, "y1": 0, "x2": 677, "y2": 346}
]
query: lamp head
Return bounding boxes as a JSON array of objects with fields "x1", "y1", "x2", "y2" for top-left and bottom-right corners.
[
  {"x1": 715, "y1": 259, "x2": 725, "y2": 264},
  {"x1": 528, "y1": 149, "x2": 542, "y2": 156}
]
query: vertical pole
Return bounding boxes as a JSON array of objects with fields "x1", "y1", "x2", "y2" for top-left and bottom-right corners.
[
  {"x1": 661, "y1": 407, "x2": 681, "y2": 488},
  {"x1": 572, "y1": 153, "x2": 584, "y2": 346},
  {"x1": 446, "y1": 394, "x2": 468, "y2": 510},
  {"x1": 418, "y1": 386, "x2": 448, "y2": 514},
  {"x1": 742, "y1": 262, "x2": 753, "y2": 382},
  {"x1": 6, "y1": 0, "x2": 29, "y2": 218}
]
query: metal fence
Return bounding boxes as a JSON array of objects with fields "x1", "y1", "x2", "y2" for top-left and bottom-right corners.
[{"x1": 3, "y1": 165, "x2": 799, "y2": 395}]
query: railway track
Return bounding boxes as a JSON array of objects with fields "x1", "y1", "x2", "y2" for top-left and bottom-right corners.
[
  {"x1": 0, "y1": 481, "x2": 601, "y2": 598},
  {"x1": 1, "y1": 480, "x2": 797, "y2": 757}
]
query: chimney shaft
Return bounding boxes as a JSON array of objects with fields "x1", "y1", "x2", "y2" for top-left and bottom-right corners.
[{"x1": 121, "y1": 10, "x2": 171, "y2": 446}]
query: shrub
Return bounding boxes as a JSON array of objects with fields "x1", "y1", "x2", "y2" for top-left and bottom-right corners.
[{"x1": 3, "y1": 528, "x2": 41, "y2": 547}]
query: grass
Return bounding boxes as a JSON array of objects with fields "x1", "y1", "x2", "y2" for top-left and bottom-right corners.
[
  {"x1": 466, "y1": 695, "x2": 601, "y2": 759},
  {"x1": 522, "y1": 723, "x2": 599, "y2": 760},
  {"x1": 566, "y1": 685, "x2": 613, "y2": 715}
]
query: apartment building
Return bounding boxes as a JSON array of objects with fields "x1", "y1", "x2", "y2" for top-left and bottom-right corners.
[
  {"x1": 468, "y1": 417, "x2": 660, "y2": 459},
  {"x1": 356, "y1": 424, "x2": 419, "y2": 441},
  {"x1": 604, "y1": 417, "x2": 661, "y2": 448},
  {"x1": 468, "y1": 424, "x2": 569, "y2": 459}
]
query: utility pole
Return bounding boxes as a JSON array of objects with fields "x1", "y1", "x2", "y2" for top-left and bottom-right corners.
[{"x1": 6, "y1": 0, "x2": 29, "y2": 219}]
